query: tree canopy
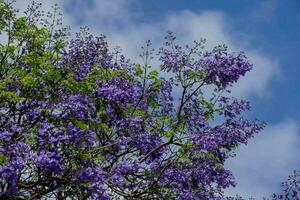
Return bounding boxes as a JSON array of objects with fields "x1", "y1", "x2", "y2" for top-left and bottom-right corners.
[{"x1": 0, "y1": 1, "x2": 298, "y2": 200}]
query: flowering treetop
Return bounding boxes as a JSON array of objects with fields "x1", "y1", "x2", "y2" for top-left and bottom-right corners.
[{"x1": 1, "y1": 1, "x2": 296, "y2": 200}]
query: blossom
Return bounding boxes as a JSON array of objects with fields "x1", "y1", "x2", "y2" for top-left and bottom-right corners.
[{"x1": 0, "y1": 8, "x2": 266, "y2": 198}]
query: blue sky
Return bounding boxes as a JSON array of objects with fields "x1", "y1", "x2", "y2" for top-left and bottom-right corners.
[{"x1": 13, "y1": 0, "x2": 300, "y2": 198}]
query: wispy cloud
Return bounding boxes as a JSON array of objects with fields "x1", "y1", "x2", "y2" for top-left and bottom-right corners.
[
  {"x1": 252, "y1": 0, "x2": 279, "y2": 22},
  {"x1": 9, "y1": 1, "x2": 280, "y2": 99},
  {"x1": 62, "y1": 0, "x2": 136, "y2": 29},
  {"x1": 59, "y1": 1, "x2": 279, "y2": 98},
  {"x1": 226, "y1": 120, "x2": 300, "y2": 199}
]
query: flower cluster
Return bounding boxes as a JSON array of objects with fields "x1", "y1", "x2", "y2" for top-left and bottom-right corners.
[
  {"x1": 272, "y1": 171, "x2": 300, "y2": 200},
  {"x1": 0, "y1": 3, "x2": 268, "y2": 199}
]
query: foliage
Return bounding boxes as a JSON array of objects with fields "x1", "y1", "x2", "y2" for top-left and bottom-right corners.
[
  {"x1": 271, "y1": 171, "x2": 300, "y2": 200},
  {"x1": 1, "y1": 1, "x2": 292, "y2": 200}
]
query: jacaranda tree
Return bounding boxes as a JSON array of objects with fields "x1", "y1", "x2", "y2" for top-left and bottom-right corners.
[{"x1": 1, "y1": 1, "x2": 297, "y2": 200}]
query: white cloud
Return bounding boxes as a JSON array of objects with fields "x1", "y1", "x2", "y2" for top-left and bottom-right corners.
[
  {"x1": 5, "y1": 1, "x2": 279, "y2": 99},
  {"x1": 231, "y1": 51, "x2": 280, "y2": 98},
  {"x1": 62, "y1": 0, "x2": 135, "y2": 29},
  {"x1": 58, "y1": 1, "x2": 279, "y2": 98},
  {"x1": 225, "y1": 120, "x2": 300, "y2": 199},
  {"x1": 0, "y1": 33, "x2": 7, "y2": 44},
  {"x1": 252, "y1": 0, "x2": 278, "y2": 22}
]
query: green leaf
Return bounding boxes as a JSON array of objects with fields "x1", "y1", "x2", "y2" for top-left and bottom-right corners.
[
  {"x1": 148, "y1": 70, "x2": 158, "y2": 79},
  {"x1": 134, "y1": 64, "x2": 143, "y2": 77},
  {"x1": 164, "y1": 130, "x2": 174, "y2": 137},
  {"x1": 0, "y1": 154, "x2": 6, "y2": 165},
  {"x1": 21, "y1": 75, "x2": 38, "y2": 88},
  {"x1": 93, "y1": 155, "x2": 105, "y2": 162},
  {"x1": 0, "y1": 91, "x2": 23, "y2": 103},
  {"x1": 74, "y1": 120, "x2": 89, "y2": 130},
  {"x1": 204, "y1": 111, "x2": 214, "y2": 120},
  {"x1": 178, "y1": 154, "x2": 190, "y2": 164},
  {"x1": 148, "y1": 96, "x2": 159, "y2": 109}
]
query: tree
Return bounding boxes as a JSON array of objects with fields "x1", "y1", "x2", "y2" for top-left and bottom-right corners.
[
  {"x1": 0, "y1": 1, "x2": 271, "y2": 199},
  {"x1": 271, "y1": 171, "x2": 300, "y2": 200}
]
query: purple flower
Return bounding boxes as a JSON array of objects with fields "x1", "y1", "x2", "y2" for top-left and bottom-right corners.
[{"x1": 0, "y1": 27, "x2": 266, "y2": 199}]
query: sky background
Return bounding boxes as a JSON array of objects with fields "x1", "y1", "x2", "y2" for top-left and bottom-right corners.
[{"x1": 11, "y1": 0, "x2": 300, "y2": 199}]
